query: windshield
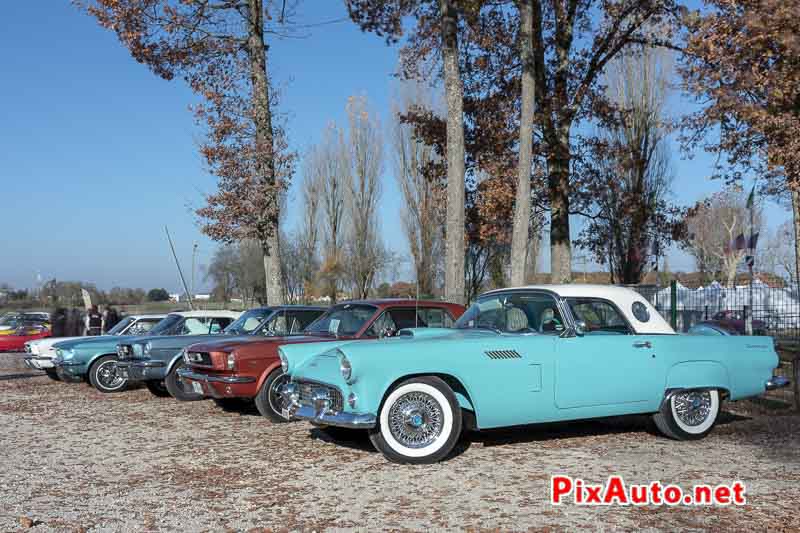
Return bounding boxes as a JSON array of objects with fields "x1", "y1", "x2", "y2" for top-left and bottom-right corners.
[
  {"x1": 455, "y1": 292, "x2": 564, "y2": 334},
  {"x1": 107, "y1": 316, "x2": 135, "y2": 335},
  {"x1": 0, "y1": 314, "x2": 21, "y2": 327},
  {"x1": 304, "y1": 304, "x2": 378, "y2": 337},
  {"x1": 225, "y1": 308, "x2": 273, "y2": 335},
  {"x1": 147, "y1": 314, "x2": 183, "y2": 336}
]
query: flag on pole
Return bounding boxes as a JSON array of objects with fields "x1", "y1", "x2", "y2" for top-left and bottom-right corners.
[
  {"x1": 734, "y1": 233, "x2": 747, "y2": 251},
  {"x1": 746, "y1": 185, "x2": 755, "y2": 209}
]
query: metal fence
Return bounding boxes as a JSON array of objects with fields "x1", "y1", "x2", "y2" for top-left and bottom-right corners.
[{"x1": 631, "y1": 282, "x2": 798, "y2": 408}]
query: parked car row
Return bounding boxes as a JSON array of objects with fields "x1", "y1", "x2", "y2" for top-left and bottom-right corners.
[
  {"x1": 0, "y1": 311, "x2": 52, "y2": 352},
  {"x1": 22, "y1": 285, "x2": 790, "y2": 464}
]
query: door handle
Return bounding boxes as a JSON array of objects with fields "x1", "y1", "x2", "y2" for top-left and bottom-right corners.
[{"x1": 633, "y1": 341, "x2": 652, "y2": 349}]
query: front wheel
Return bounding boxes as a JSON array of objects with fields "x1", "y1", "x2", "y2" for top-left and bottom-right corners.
[
  {"x1": 368, "y1": 376, "x2": 462, "y2": 464},
  {"x1": 145, "y1": 380, "x2": 170, "y2": 398},
  {"x1": 88, "y1": 355, "x2": 128, "y2": 393},
  {"x1": 653, "y1": 389, "x2": 720, "y2": 440},
  {"x1": 254, "y1": 369, "x2": 290, "y2": 423},
  {"x1": 165, "y1": 360, "x2": 204, "y2": 402}
]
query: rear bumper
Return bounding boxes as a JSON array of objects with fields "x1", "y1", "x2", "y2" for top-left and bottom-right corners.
[
  {"x1": 177, "y1": 369, "x2": 257, "y2": 399},
  {"x1": 116, "y1": 360, "x2": 167, "y2": 382},
  {"x1": 765, "y1": 376, "x2": 791, "y2": 390}
]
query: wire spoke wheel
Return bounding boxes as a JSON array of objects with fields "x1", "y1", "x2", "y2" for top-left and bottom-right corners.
[
  {"x1": 672, "y1": 390, "x2": 713, "y2": 427},
  {"x1": 268, "y1": 373, "x2": 290, "y2": 415},
  {"x1": 387, "y1": 391, "x2": 444, "y2": 449}
]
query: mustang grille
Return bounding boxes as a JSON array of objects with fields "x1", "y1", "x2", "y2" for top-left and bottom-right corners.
[
  {"x1": 485, "y1": 349, "x2": 522, "y2": 360},
  {"x1": 184, "y1": 351, "x2": 212, "y2": 366},
  {"x1": 295, "y1": 380, "x2": 344, "y2": 413}
]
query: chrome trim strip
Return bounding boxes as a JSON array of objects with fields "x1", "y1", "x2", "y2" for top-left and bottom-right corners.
[
  {"x1": 177, "y1": 369, "x2": 255, "y2": 384},
  {"x1": 116, "y1": 360, "x2": 166, "y2": 368}
]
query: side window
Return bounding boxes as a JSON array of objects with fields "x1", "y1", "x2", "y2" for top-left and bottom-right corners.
[
  {"x1": 417, "y1": 308, "x2": 454, "y2": 328},
  {"x1": 209, "y1": 317, "x2": 231, "y2": 334},
  {"x1": 298, "y1": 311, "x2": 323, "y2": 330},
  {"x1": 181, "y1": 318, "x2": 210, "y2": 335},
  {"x1": 137, "y1": 320, "x2": 159, "y2": 333},
  {"x1": 365, "y1": 311, "x2": 398, "y2": 337},
  {"x1": 568, "y1": 299, "x2": 631, "y2": 334}
]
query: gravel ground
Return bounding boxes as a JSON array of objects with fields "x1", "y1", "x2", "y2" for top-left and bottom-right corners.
[{"x1": 1, "y1": 352, "x2": 799, "y2": 532}]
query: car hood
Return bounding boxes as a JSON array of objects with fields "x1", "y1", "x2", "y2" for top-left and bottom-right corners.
[
  {"x1": 54, "y1": 334, "x2": 140, "y2": 351},
  {"x1": 188, "y1": 334, "x2": 342, "y2": 353},
  {"x1": 135, "y1": 333, "x2": 248, "y2": 350}
]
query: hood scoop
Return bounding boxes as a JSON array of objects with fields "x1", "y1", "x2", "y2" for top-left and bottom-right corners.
[{"x1": 485, "y1": 349, "x2": 521, "y2": 360}]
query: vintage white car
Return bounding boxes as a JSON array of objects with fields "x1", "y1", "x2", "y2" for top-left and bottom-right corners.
[{"x1": 24, "y1": 314, "x2": 166, "y2": 378}]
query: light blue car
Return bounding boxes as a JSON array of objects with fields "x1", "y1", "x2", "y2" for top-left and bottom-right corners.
[{"x1": 280, "y1": 285, "x2": 790, "y2": 464}]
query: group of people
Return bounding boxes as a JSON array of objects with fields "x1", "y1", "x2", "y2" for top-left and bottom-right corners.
[{"x1": 49, "y1": 306, "x2": 122, "y2": 337}]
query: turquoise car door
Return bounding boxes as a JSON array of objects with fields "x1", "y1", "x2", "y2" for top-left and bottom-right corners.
[{"x1": 554, "y1": 299, "x2": 663, "y2": 413}]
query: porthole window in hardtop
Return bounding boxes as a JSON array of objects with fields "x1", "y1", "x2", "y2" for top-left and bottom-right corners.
[{"x1": 631, "y1": 301, "x2": 651, "y2": 323}]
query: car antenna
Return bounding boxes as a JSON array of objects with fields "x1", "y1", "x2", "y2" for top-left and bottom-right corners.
[
  {"x1": 164, "y1": 226, "x2": 195, "y2": 311},
  {"x1": 415, "y1": 275, "x2": 419, "y2": 328}
]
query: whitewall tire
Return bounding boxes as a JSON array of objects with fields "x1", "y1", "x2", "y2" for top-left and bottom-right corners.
[
  {"x1": 653, "y1": 389, "x2": 720, "y2": 440},
  {"x1": 368, "y1": 376, "x2": 462, "y2": 464}
]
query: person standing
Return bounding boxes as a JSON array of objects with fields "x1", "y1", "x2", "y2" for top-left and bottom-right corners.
[
  {"x1": 85, "y1": 306, "x2": 103, "y2": 336},
  {"x1": 49, "y1": 307, "x2": 67, "y2": 337}
]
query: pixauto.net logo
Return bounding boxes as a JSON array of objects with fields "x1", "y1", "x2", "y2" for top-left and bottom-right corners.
[{"x1": 550, "y1": 475, "x2": 746, "y2": 506}]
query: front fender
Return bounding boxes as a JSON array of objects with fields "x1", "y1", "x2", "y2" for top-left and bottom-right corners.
[{"x1": 254, "y1": 361, "x2": 284, "y2": 393}]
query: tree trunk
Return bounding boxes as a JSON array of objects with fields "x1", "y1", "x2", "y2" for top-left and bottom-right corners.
[
  {"x1": 510, "y1": 0, "x2": 536, "y2": 287},
  {"x1": 439, "y1": 0, "x2": 466, "y2": 305},
  {"x1": 247, "y1": 0, "x2": 284, "y2": 305},
  {"x1": 792, "y1": 188, "x2": 800, "y2": 288},
  {"x1": 548, "y1": 132, "x2": 572, "y2": 283}
]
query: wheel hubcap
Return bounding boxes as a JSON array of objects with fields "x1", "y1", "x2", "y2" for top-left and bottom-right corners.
[
  {"x1": 269, "y1": 374, "x2": 289, "y2": 414},
  {"x1": 97, "y1": 361, "x2": 124, "y2": 390},
  {"x1": 388, "y1": 391, "x2": 444, "y2": 448},
  {"x1": 673, "y1": 391, "x2": 712, "y2": 426}
]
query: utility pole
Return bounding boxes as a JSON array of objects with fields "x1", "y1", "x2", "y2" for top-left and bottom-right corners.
[{"x1": 191, "y1": 242, "x2": 198, "y2": 301}]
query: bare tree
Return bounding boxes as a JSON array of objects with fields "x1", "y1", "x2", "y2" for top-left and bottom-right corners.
[
  {"x1": 343, "y1": 95, "x2": 386, "y2": 299},
  {"x1": 683, "y1": 188, "x2": 763, "y2": 288},
  {"x1": 392, "y1": 83, "x2": 443, "y2": 297},
  {"x1": 761, "y1": 221, "x2": 797, "y2": 284},
  {"x1": 510, "y1": 0, "x2": 536, "y2": 287},
  {"x1": 309, "y1": 124, "x2": 349, "y2": 303},
  {"x1": 576, "y1": 44, "x2": 682, "y2": 284}
]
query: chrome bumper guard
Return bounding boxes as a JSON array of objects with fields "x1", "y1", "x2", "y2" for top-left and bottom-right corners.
[
  {"x1": 177, "y1": 369, "x2": 255, "y2": 384},
  {"x1": 281, "y1": 383, "x2": 376, "y2": 429},
  {"x1": 765, "y1": 376, "x2": 791, "y2": 390}
]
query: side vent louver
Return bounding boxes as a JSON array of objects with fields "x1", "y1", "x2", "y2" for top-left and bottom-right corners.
[{"x1": 485, "y1": 350, "x2": 522, "y2": 360}]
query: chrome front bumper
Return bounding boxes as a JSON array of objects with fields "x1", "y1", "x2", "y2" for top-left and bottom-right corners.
[
  {"x1": 281, "y1": 383, "x2": 376, "y2": 429},
  {"x1": 765, "y1": 376, "x2": 791, "y2": 390},
  {"x1": 177, "y1": 369, "x2": 255, "y2": 384},
  {"x1": 24, "y1": 356, "x2": 55, "y2": 370}
]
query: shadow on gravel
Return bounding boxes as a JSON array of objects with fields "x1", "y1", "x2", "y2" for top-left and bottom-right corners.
[{"x1": 0, "y1": 372, "x2": 44, "y2": 381}]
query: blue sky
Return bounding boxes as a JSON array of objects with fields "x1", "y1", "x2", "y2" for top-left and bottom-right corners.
[{"x1": 0, "y1": 2, "x2": 789, "y2": 292}]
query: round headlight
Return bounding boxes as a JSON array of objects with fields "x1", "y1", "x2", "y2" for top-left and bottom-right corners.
[
  {"x1": 279, "y1": 350, "x2": 289, "y2": 373},
  {"x1": 227, "y1": 352, "x2": 236, "y2": 370},
  {"x1": 340, "y1": 354, "x2": 353, "y2": 383},
  {"x1": 144, "y1": 342, "x2": 152, "y2": 355},
  {"x1": 56, "y1": 348, "x2": 63, "y2": 357}
]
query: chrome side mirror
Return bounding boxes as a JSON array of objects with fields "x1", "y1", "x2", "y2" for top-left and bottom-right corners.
[{"x1": 574, "y1": 320, "x2": 587, "y2": 337}]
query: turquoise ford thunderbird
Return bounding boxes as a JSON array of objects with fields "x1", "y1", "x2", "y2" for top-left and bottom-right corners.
[{"x1": 280, "y1": 285, "x2": 790, "y2": 464}]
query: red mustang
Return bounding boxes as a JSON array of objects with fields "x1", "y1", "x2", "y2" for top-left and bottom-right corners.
[
  {"x1": 178, "y1": 299, "x2": 465, "y2": 421},
  {"x1": 0, "y1": 322, "x2": 51, "y2": 352}
]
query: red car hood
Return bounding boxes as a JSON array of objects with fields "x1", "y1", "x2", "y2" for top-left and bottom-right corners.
[{"x1": 187, "y1": 334, "x2": 348, "y2": 353}]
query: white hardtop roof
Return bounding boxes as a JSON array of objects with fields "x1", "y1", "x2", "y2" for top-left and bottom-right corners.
[
  {"x1": 130, "y1": 314, "x2": 167, "y2": 319},
  {"x1": 484, "y1": 284, "x2": 675, "y2": 335},
  {"x1": 167, "y1": 310, "x2": 242, "y2": 319}
]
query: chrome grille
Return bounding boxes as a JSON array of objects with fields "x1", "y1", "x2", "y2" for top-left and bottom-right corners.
[
  {"x1": 485, "y1": 349, "x2": 522, "y2": 360},
  {"x1": 295, "y1": 380, "x2": 344, "y2": 413},
  {"x1": 184, "y1": 351, "x2": 212, "y2": 366}
]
